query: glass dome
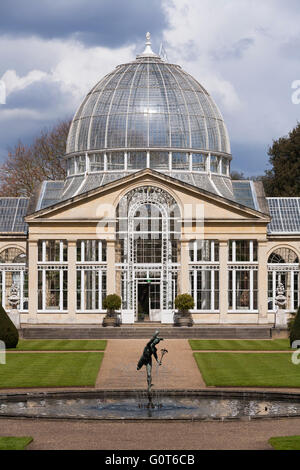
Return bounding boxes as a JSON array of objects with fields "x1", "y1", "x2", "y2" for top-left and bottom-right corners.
[
  {"x1": 66, "y1": 48, "x2": 230, "y2": 155},
  {"x1": 62, "y1": 36, "x2": 235, "y2": 204}
]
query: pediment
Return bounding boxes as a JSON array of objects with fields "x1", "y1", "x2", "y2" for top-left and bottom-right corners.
[{"x1": 26, "y1": 170, "x2": 270, "y2": 223}]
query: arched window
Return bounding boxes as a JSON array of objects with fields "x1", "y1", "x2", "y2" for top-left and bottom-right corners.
[
  {"x1": 268, "y1": 248, "x2": 299, "y2": 264},
  {"x1": 0, "y1": 247, "x2": 26, "y2": 264}
]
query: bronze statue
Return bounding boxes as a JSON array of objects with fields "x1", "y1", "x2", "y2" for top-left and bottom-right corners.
[{"x1": 137, "y1": 330, "x2": 165, "y2": 392}]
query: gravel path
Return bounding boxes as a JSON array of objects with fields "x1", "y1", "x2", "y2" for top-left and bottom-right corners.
[
  {"x1": 96, "y1": 339, "x2": 205, "y2": 389},
  {"x1": 1, "y1": 417, "x2": 299, "y2": 450}
]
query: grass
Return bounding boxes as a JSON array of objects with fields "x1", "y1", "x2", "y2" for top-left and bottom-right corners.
[
  {"x1": 269, "y1": 436, "x2": 300, "y2": 450},
  {"x1": 189, "y1": 339, "x2": 291, "y2": 351},
  {"x1": 194, "y1": 352, "x2": 300, "y2": 387},
  {"x1": 0, "y1": 352, "x2": 103, "y2": 388},
  {"x1": 0, "y1": 437, "x2": 33, "y2": 450},
  {"x1": 9, "y1": 339, "x2": 107, "y2": 351}
]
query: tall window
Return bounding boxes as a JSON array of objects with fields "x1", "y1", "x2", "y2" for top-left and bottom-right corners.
[
  {"x1": 228, "y1": 240, "x2": 258, "y2": 311},
  {"x1": 76, "y1": 240, "x2": 107, "y2": 311},
  {"x1": 37, "y1": 240, "x2": 68, "y2": 311},
  {"x1": 189, "y1": 240, "x2": 219, "y2": 311}
]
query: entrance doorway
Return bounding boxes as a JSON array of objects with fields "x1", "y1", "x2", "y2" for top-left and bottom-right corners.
[{"x1": 137, "y1": 282, "x2": 160, "y2": 322}]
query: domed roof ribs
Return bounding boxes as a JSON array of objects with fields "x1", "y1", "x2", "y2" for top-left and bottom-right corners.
[
  {"x1": 124, "y1": 62, "x2": 141, "y2": 148},
  {"x1": 104, "y1": 65, "x2": 131, "y2": 149},
  {"x1": 73, "y1": 75, "x2": 109, "y2": 153},
  {"x1": 155, "y1": 63, "x2": 172, "y2": 147},
  {"x1": 87, "y1": 67, "x2": 121, "y2": 151},
  {"x1": 165, "y1": 64, "x2": 192, "y2": 149},
  {"x1": 177, "y1": 70, "x2": 209, "y2": 150}
]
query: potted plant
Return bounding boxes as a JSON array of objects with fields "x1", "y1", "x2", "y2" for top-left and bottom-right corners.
[
  {"x1": 174, "y1": 293, "x2": 194, "y2": 327},
  {"x1": 102, "y1": 294, "x2": 122, "y2": 327}
]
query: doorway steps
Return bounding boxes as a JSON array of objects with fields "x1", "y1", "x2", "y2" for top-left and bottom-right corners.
[{"x1": 21, "y1": 325, "x2": 272, "y2": 339}]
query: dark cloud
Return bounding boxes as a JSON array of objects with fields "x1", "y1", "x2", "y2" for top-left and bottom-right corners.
[
  {"x1": 0, "y1": 79, "x2": 75, "y2": 162},
  {"x1": 0, "y1": 0, "x2": 168, "y2": 47},
  {"x1": 6, "y1": 79, "x2": 75, "y2": 114},
  {"x1": 230, "y1": 141, "x2": 269, "y2": 176}
]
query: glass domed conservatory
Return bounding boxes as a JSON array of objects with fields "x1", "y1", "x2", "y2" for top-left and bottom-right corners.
[
  {"x1": 0, "y1": 34, "x2": 299, "y2": 329},
  {"x1": 62, "y1": 34, "x2": 233, "y2": 202}
]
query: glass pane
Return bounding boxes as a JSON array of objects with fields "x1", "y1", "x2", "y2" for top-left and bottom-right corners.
[
  {"x1": 90, "y1": 154, "x2": 104, "y2": 172},
  {"x1": 210, "y1": 155, "x2": 219, "y2": 173},
  {"x1": 127, "y1": 152, "x2": 147, "y2": 169},
  {"x1": 107, "y1": 152, "x2": 124, "y2": 170},
  {"x1": 172, "y1": 152, "x2": 189, "y2": 170},
  {"x1": 192, "y1": 153, "x2": 206, "y2": 171},
  {"x1": 150, "y1": 152, "x2": 169, "y2": 170}
]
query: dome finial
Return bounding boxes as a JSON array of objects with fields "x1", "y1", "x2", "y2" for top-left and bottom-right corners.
[{"x1": 137, "y1": 31, "x2": 159, "y2": 58}]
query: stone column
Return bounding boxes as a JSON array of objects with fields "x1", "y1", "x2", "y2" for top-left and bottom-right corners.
[
  {"x1": 219, "y1": 240, "x2": 228, "y2": 323},
  {"x1": 258, "y1": 241, "x2": 269, "y2": 324},
  {"x1": 180, "y1": 240, "x2": 190, "y2": 294},
  {"x1": 67, "y1": 241, "x2": 77, "y2": 323},
  {"x1": 107, "y1": 240, "x2": 116, "y2": 294},
  {"x1": 27, "y1": 240, "x2": 38, "y2": 324}
]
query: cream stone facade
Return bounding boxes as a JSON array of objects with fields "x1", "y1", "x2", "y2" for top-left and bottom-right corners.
[{"x1": 0, "y1": 36, "x2": 299, "y2": 327}]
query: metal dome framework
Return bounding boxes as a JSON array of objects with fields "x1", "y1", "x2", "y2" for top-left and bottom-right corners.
[{"x1": 65, "y1": 36, "x2": 231, "y2": 182}]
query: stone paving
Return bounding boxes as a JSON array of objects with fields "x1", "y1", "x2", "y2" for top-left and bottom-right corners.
[{"x1": 95, "y1": 339, "x2": 205, "y2": 389}]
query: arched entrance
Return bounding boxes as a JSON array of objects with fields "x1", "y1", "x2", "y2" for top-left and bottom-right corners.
[{"x1": 116, "y1": 186, "x2": 181, "y2": 323}]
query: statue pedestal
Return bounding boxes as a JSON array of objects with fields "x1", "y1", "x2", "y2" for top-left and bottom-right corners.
[
  {"x1": 8, "y1": 309, "x2": 20, "y2": 329},
  {"x1": 275, "y1": 308, "x2": 287, "y2": 328}
]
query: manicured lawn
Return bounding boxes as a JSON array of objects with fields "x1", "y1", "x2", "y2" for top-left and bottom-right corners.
[
  {"x1": 194, "y1": 352, "x2": 300, "y2": 387},
  {"x1": 9, "y1": 339, "x2": 107, "y2": 351},
  {"x1": 189, "y1": 339, "x2": 291, "y2": 351},
  {"x1": 0, "y1": 352, "x2": 103, "y2": 388},
  {"x1": 269, "y1": 436, "x2": 300, "y2": 450},
  {"x1": 0, "y1": 437, "x2": 33, "y2": 450}
]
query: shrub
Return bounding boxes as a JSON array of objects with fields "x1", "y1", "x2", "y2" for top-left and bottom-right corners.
[
  {"x1": 290, "y1": 306, "x2": 300, "y2": 347},
  {"x1": 0, "y1": 303, "x2": 19, "y2": 348},
  {"x1": 175, "y1": 294, "x2": 194, "y2": 314},
  {"x1": 103, "y1": 294, "x2": 121, "y2": 316}
]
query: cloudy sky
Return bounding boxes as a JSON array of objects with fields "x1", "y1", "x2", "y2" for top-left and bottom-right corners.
[{"x1": 0, "y1": 0, "x2": 299, "y2": 175}]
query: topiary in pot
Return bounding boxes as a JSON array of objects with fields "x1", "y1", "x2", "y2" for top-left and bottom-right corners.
[
  {"x1": 290, "y1": 306, "x2": 300, "y2": 347},
  {"x1": 102, "y1": 294, "x2": 122, "y2": 327},
  {"x1": 174, "y1": 293, "x2": 194, "y2": 327},
  {"x1": 0, "y1": 303, "x2": 19, "y2": 348}
]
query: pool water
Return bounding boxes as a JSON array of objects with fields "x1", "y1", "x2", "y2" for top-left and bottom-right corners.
[{"x1": 1, "y1": 394, "x2": 300, "y2": 420}]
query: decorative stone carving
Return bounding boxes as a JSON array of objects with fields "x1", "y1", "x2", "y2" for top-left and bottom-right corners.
[
  {"x1": 8, "y1": 283, "x2": 20, "y2": 329},
  {"x1": 275, "y1": 283, "x2": 287, "y2": 328}
]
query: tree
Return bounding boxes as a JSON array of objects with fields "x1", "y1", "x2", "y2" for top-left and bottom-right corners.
[
  {"x1": 0, "y1": 119, "x2": 71, "y2": 197},
  {"x1": 230, "y1": 171, "x2": 246, "y2": 180},
  {"x1": 0, "y1": 303, "x2": 19, "y2": 348},
  {"x1": 263, "y1": 122, "x2": 300, "y2": 197}
]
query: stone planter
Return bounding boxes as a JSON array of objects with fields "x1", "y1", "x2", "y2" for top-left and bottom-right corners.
[
  {"x1": 174, "y1": 313, "x2": 193, "y2": 327},
  {"x1": 102, "y1": 313, "x2": 121, "y2": 327}
]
